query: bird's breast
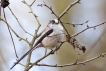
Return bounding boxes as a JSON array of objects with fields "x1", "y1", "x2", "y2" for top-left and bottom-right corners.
[{"x1": 42, "y1": 30, "x2": 64, "y2": 49}]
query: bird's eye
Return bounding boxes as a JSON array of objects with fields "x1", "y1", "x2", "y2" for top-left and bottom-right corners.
[{"x1": 51, "y1": 20, "x2": 55, "y2": 24}]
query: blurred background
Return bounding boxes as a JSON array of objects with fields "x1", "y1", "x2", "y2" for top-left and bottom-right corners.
[{"x1": 0, "y1": 0, "x2": 106, "y2": 71}]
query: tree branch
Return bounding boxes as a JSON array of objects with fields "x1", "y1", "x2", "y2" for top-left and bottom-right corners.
[
  {"x1": 22, "y1": 0, "x2": 41, "y2": 69},
  {"x1": 62, "y1": 20, "x2": 89, "y2": 27},
  {"x1": 72, "y1": 21, "x2": 106, "y2": 37},
  {"x1": 30, "y1": 0, "x2": 36, "y2": 6},
  {"x1": 0, "y1": 18, "x2": 30, "y2": 44},
  {"x1": 29, "y1": 51, "x2": 106, "y2": 67},
  {"x1": 8, "y1": 6, "x2": 34, "y2": 37},
  {"x1": 59, "y1": 0, "x2": 81, "y2": 19}
]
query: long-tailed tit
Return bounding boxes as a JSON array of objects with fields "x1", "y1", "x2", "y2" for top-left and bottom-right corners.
[{"x1": 10, "y1": 19, "x2": 64, "y2": 69}]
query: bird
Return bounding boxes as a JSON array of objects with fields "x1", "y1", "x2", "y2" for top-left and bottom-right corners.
[{"x1": 10, "y1": 19, "x2": 64, "y2": 69}]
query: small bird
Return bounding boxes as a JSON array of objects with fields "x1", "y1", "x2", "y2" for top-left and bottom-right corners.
[{"x1": 10, "y1": 19, "x2": 64, "y2": 69}]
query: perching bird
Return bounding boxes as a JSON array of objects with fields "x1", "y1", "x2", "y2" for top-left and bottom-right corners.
[{"x1": 10, "y1": 19, "x2": 64, "y2": 69}]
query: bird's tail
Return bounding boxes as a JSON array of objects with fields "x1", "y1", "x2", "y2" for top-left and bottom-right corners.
[{"x1": 10, "y1": 43, "x2": 40, "y2": 69}]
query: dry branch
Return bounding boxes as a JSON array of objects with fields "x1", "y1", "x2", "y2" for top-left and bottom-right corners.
[
  {"x1": 62, "y1": 20, "x2": 89, "y2": 27},
  {"x1": 72, "y1": 21, "x2": 106, "y2": 37},
  {"x1": 59, "y1": 0, "x2": 81, "y2": 19},
  {"x1": 0, "y1": 18, "x2": 30, "y2": 44},
  {"x1": 8, "y1": 6, "x2": 34, "y2": 37},
  {"x1": 2, "y1": 8, "x2": 18, "y2": 58},
  {"x1": 30, "y1": 0, "x2": 36, "y2": 6},
  {"x1": 35, "y1": 51, "x2": 106, "y2": 67},
  {"x1": 21, "y1": 0, "x2": 41, "y2": 69}
]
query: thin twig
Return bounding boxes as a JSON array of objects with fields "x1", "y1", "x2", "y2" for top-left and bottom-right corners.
[
  {"x1": 3, "y1": 8, "x2": 18, "y2": 58},
  {"x1": 42, "y1": 1, "x2": 58, "y2": 18},
  {"x1": 62, "y1": 20, "x2": 89, "y2": 27},
  {"x1": 22, "y1": 0, "x2": 41, "y2": 69},
  {"x1": 59, "y1": 0, "x2": 81, "y2": 19},
  {"x1": 30, "y1": 0, "x2": 36, "y2": 6},
  {"x1": 0, "y1": 18, "x2": 30, "y2": 44},
  {"x1": 22, "y1": 0, "x2": 41, "y2": 26},
  {"x1": 8, "y1": 6, "x2": 34, "y2": 37},
  {"x1": 72, "y1": 21, "x2": 106, "y2": 37}
]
